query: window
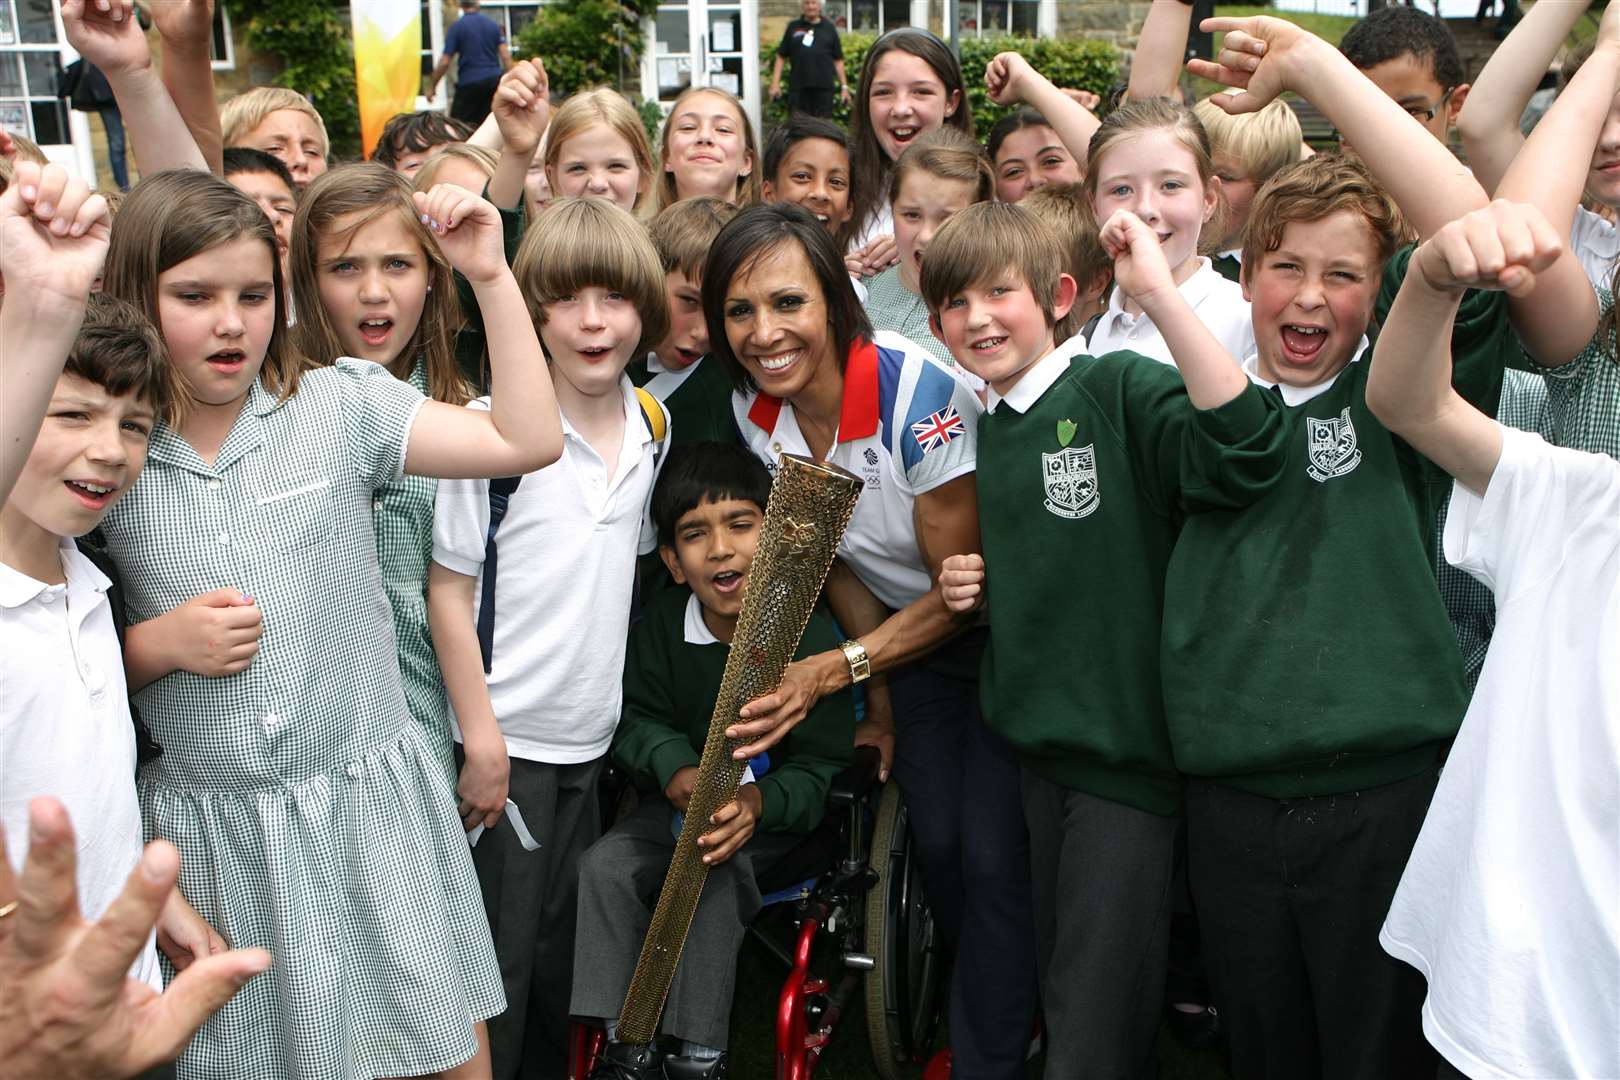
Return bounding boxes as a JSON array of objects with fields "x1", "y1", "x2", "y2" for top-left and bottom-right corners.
[
  {"x1": 826, "y1": 0, "x2": 912, "y2": 34},
  {"x1": 0, "y1": 1, "x2": 68, "y2": 144},
  {"x1": 423, "y1": 2, "x2": 545, "y2": 80},
  {"x1": 958, "y1": 0, "x2": 1043, "y2": 37},
  {"x1": 211, "y1": 4, "x2": 235, "y2": 71}
]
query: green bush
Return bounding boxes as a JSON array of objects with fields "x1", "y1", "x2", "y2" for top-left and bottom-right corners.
[
  {"x1": 760, "y1": 33, "x2": 1120, "y2": 141},
  {"x1": 230, "y1": 0, "x2": 361, "y2": 158},
  {"x1": 514, "y1": 0, "x2": 659, "y2": 95}
]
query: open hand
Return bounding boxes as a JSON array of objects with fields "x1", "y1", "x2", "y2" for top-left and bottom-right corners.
[
  {"x1": 1186, "y1": 16, "x2": 1321, "y2": 113},
  {"x1": 492, "y1": 58, "x2": 551, "y2": 159},
  {"x1": 0, "y1": 162, "x2": 112, "y2": 305},
  {"x1": 1100, "y1": 209, "x2": 1177, "y2": 303},
  {"x1": 62, "y1": 0, "x2": 152, "y2": 78},
  {"x1": 414, "y1": 183, "x2": 506, "y2": 285},
  {"x1": 1414, "y1": 200, "x2": 1563, "y2": 297}
]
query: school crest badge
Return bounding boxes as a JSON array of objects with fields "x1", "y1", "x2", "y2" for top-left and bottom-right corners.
[
  {"x1": 1041, "y1": 444, "x2": 1100, "y2": 519},
  {"x1": 1306, "y1": 406, "x2": 1362, "y2": 482}
]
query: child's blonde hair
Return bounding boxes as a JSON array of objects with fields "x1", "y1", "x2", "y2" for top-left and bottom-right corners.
[
  {"x1": 1018, "y1": 182, "x2": 1109, "y2": 343},
  {"x1": 1193, "y1": 96, "x2": 1303, "y2": 188},
  {"x1": 6, "y1": 132, "x2": 47, "y2": 165},
  {"x1": 654, "y1": 86, "x2": 762, "y2": 213},
  {"x1": 513, "y1": 196, "x2": 670, "y2": 356},
  {"x1": 1085, "y1": 96, "x2": 1227, "y2": 255},
  {"x1": 1241, "y1": 153, "x2": 1405, "y2": 279},
  {"x1": 888, "y1": 126, "x2": 993, "y2": 206},
  {"x1": 221, "y1": 87, "x2": 331, "y2": 158},
  {"x1": 648, "y1": 195, "x2": 740, "y2": 280},
  {"x1": 103, "y1": 170, "x2": 301, "y2": 420},
  {"x1": 543, "y1": 88, "x2": 656, "y2": 214},
  {"x1": 919, "y1": 201, "x2": 1065, "y2": 329},
  {"x1": 410, "y1": 143, "x2": 499, "y2": 192},
  {"x1": 290, "y1": 164, "x2": 471, "y2": 406}
]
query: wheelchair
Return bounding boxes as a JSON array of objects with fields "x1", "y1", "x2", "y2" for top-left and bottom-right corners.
[{"x1": 568, "y1": 746, "x2": 946, "y2": 1080}]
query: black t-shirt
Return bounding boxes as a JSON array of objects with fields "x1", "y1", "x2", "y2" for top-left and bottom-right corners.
[{"x1": 777, "y1": 16, "x2": 842, "y2": 91}]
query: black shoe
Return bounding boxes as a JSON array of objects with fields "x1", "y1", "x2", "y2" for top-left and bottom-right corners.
[
  {"x1": 590, "y1": 1040, "x2": 665, "y2": 1080},
  {"x1": 1166, "y1": 1003, "x2": 1223, "y2": 1051},
  {"x1": 663, "y1": 1053, "x2": 728, "y2": 1079}
]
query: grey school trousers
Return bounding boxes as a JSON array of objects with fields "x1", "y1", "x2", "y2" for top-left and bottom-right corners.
[
  {"x1": 461, "y1": 751, "x2": 605, "y2": 1080},
  {"x1": 570, "y1": 795, "x2": 802, "y2": 1050},
  {"x1": 1022, "y1": 769, "x2": 1179, "y2": 1080}
]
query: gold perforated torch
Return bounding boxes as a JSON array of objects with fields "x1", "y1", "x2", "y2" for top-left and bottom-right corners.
[{"x1": 616, "y1": 454, "x2": 863, "y2": 1045}]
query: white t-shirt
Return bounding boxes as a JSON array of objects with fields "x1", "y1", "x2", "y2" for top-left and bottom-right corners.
[
  {"x1": 0, "y1": 540, "x2": 160, "y2": 988},
  {"x1": 432, "y1": 378, "x2": 667, "y2": 763},
  {"x1": 1085, "y1": 256, "x2": 1255, "y2": 367},
  {"x1": 1380, "y1": 426, "x2": 1620, "y2": 1080},
  {"x1": 1570, "y1": 205, "x2": 1619, "y2": 293},
  {"x1": 734, "y1": 331, "x2": 980, "y2": 611}
]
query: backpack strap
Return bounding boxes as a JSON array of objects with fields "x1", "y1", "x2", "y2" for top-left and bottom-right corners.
[
  {"x1": 635, "y1": 386, "x2": 668, "y2": 470},
  {"x1": 476, "y1": 475, "x2": 522, "y2": 674}
]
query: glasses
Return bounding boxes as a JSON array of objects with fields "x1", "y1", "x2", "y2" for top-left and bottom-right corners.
[{"x1": 1402, "y1": 87, "x2": 1456, "y2": 123}]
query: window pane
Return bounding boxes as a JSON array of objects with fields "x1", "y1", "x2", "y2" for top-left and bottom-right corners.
[
  {"x1": 883, "y1": 0, "x2": 910, "y2": 30},
  {"x1": 32, "y1": 97, "x2": 67, "y2": 143},
  {"x1": 657, "y1": 8, "x2": 689, "y2": 55},
  {"x1": 851, "y1": 0, "x2": 881, "y2": 33},
  {"x1": 510, "y1": 6, "x2": 538, "y2": 36},
  {"x1": 22, "y1": 49, "x2": 59, "y2": 98},
  {"x1": 0, "y1": 55, "x2": 22, "y2": 97},
  {"x1": 708, "y1": 9, "x2": 740, "y2": 55},
  {"x1": 1011, "y1": 0, "x2": 1039, "y2": 35},
  {"x1": 212, "y1": 6, "x2": 229, "y2": 61},
  {"x1": 18, "y1": 0, "x2": 54, "y2": 44},
  {"x1": 0, "y1": 3, "x2": 16, "y2": 45},
  {"x1": 0, "y1": 100, "x2": 29, "y2": 137},
  {"x1": 420, "y1": 3, "x2": 432, "y2": 50}
]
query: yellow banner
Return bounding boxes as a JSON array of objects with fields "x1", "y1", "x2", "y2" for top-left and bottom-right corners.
[{"x1": 351, "y1": 1, "x2": 421, "y2": 159}]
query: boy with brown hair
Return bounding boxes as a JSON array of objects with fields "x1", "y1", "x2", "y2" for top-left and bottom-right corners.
[{"x1": 1017, "y1": 181, "x2": 1112, "y2": 344}]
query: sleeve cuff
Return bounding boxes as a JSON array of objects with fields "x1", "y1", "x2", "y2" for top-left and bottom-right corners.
[
  {"x1": 432, "y1": 547, "x2": 485, "y2": 578},
  {"x1": 650, "y1": 739, "x2": 701, "y2": 792}
]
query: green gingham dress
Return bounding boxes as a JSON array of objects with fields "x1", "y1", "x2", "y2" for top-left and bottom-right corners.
[
  {"x1": 373, "y1": 361, "x2": 455, "y2": 787},
  {"x1": 98, "y1": 360, "x2": 505, "y2": 1079}
]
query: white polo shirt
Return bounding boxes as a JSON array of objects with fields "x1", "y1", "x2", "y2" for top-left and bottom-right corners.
[
  {"x1": 1571, "y1": 205, "x2": 1619, "y2": 292},
  {"x1": 0, "y1": 540, "x2": 159, "y2": 989},
  {"x1": 734, "y1": 332, "x2": 980, "y2": 611},
  {"x1": 432, "y1": 377, "x2": 667, "y2": 763},
  {"x1": 1086, "y1": 256, "x2": 1255, "y2": 368},
  {"x1": 1380, "y1": 426, "x2": 1619, "y2": 1080}
]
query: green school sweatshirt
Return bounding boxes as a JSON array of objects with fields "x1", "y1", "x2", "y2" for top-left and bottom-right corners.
[
  {"x1": 976, "y1": 351, "x2": 1291, "y2": 816},
  {"x1": 614, "y1": 587, "x2": 856, "y2": 834},
  {"x1": 628, "y1": 353, "x2": 739, "y2": 447},
  {"x1": 1159, "y1": 246, "x2": 1517, "y2": 797}
]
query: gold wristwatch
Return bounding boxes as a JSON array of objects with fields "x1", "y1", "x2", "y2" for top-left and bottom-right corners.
[{"x1": 839, "y1": 639, "x2": 871, "y2": 684}]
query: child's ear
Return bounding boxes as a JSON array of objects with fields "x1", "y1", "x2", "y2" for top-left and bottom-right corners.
[
  {"x1": 1203, "y1": 173, "x2": 1221, "y2": 224},
  {"x1": 928, "y1": 311, "x2": 946, "y2": 345},
  {"x1": 1445, "y1": 83, "x2": 1471, "y2": 128},
  {"x1": 1239, "y1": 262, "x2": 1252, "y2": 303},
  {"x1": 1052, "y1": 273, "x2": 1078, "y2": 322},
  {"x1": 659, "y1": 544, "x2": 687, "y2": 585},
  {"x1": 945, "y1": 88, "x2": 962, "y2": 120},
  {"x1": 761, "y1": 178, "x2": 777, "y2": 201},
  {"x1": 1082, "y1": 271, "x2": 1110, "y2": 309},
  {"x1": 738, "y1": 150, "x2": 754, "y2": 180}
]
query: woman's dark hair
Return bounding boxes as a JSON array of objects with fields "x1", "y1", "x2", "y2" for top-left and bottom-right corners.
[
  {"x1": 703, "y1": 203, "x2": 873, "y2": 393},
  {"x1": 987, "y1": 107, "x2": 1052, "y2": 163},
  {"x1": 652, "y1": 442, "x2": 773, "y2": 547},
  {"x1": 848, "y1": 28, "x2": 973, "y2": 244}
]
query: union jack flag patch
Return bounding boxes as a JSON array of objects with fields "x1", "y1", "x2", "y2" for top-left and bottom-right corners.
[{"x1": 911, "y1": 405, "x2": 966, "y2": 454}]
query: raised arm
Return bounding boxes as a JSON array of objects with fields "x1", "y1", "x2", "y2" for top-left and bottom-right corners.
[
  {"x1": 1128, "y1": 0, "x2": 1195, "y2": 102},
  {"x1": 0, "y1": 163, "x2": 110, "y2": 503},
  {"x1": 1455, "y1": 0, "x2": 1587, "y2": 196},
  {"x1": 985, "y1": 51, "x2": 1101, "y2": 173},
  {"x1": 487, "y1": 59, "x2": 550, "y2": 211},
  {"x1": 1101, "y1": 209, "x2": 1249, "y2": 405},
  {"x1": 149, "y1": 0, "x2": 225, "y2": 173},
  {"x1": 1190, "y1": 15, "x2": 1486, "y2": 238},
  {"x1": 403, "y1": 184, "x2": 562, "y2": 477},
  {"x1": 1492, "y1": 2, "x2": 1620, "y2": 365},
  {"x1": 1366, "y1": 201, "x2": 1563, "y2": 494},
  {"x1": 61, "y1": 0, "x2": 207, "y2": 173}
]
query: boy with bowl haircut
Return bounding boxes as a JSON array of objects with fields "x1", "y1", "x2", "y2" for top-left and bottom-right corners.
[
  {"x1": 922, "y1": 200, "x2": 1290, "y2": 1077},
  {"x1": 573, "y1": 442, "x2": 855, "y2": 1079},
  {"x1": 631, "y1": 196, "x2": 742, "y2": 447}
]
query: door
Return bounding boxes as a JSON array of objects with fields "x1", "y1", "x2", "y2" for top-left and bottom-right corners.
[{"x1": 643, "y1": 0, "x2": 760, "y2": 136}]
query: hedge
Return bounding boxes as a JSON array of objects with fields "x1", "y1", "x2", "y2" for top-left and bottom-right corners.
[{"x1": 760, "y1": 33, "x2": 1121, "y2": 141}]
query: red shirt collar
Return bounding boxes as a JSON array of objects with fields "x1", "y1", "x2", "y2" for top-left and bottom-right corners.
[{"x1": 745, "y1": 339, "x2": 879, "y2": 442}]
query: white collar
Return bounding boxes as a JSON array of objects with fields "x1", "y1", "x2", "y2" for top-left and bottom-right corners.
[
  {"x1": 1219, "y1": 247, "x2": 1243, "y2": 265},
  {"x1": 683, "y1": 591, "x2": 722, "y2": 645},
  {"x1": 0, "y1": 538, "x2": 111, "y2": 609},
  {"x1": 643, "y1": 350, "x2": 671, "y2": 375},
  {"x1": 1240, "y1": 336, "x2": 1370, "y2": 406},
  {"x1": 987, "y1": 350, "x2": 1072, "y2": 414},
  {"x1": 560, "y1": 374, "x2": 649, "y2": 446},
  {"x1": 1101, "y1": 257, "x2": 1220, "y2": 325}
]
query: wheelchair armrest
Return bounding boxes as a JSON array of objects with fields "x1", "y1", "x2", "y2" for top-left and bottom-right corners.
[{"x1": 828, "y1": 745, "x2": 882, "y2": 809}]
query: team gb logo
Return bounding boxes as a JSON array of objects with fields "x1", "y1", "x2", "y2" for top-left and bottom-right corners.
[
  {"x1": 1306, "y1": 407, "x2": 1362, "y2": 482},
  {"x1": 1042, "y1": 444, "x2": 1100, "y2": 519}
]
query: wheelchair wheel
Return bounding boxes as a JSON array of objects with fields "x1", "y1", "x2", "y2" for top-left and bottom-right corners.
[{"x1": 864, "y1": 781, "x2": 945, "y2": 1079}]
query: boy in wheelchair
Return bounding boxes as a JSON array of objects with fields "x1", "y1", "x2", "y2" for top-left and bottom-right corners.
[{"x1": 572, "y1": 442, "x2": 857, "y2": 1080}]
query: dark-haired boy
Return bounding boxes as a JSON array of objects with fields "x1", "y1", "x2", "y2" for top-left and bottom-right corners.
[
  {"x1": 572, "y1": 442, "x2": 855, "y2": 1080},
  {"x1": 924, "y1": 200, "x2": 1289, "y2": 1078},
  {"x1": 760, "y1": 114, "x2": 853, "y2": 239},
  {"x1": 1339, "y1": 5, "x2": 1471, "y2": 150},
  {"x1": 373, "y1": 110, "x2": 476, "y2": 176},
  {"x1": 222, "y1": 147, "x2": 296, "y2": 262},
  {"x1": 630, "y1": 197, "x2": 742, "y2": 447},
  {"x1": 2, "y1": 284, "x2": 226, "y2": 1003}
]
